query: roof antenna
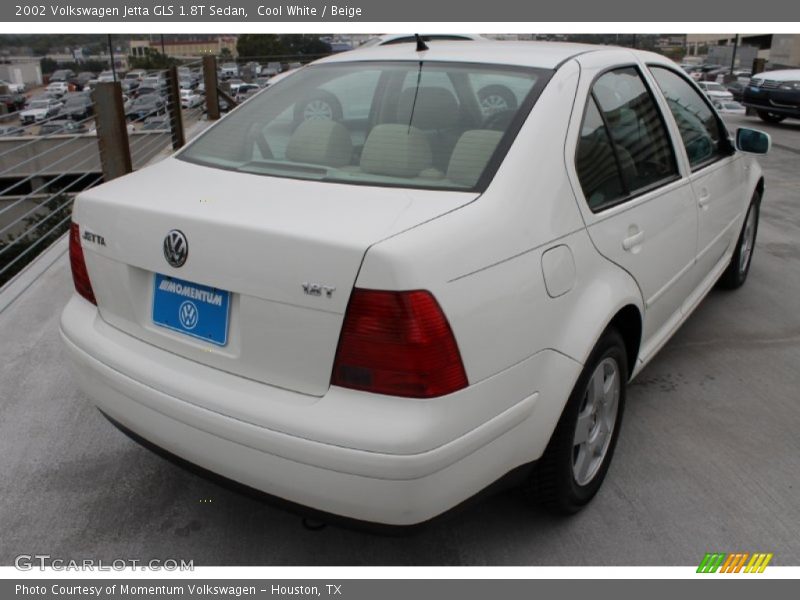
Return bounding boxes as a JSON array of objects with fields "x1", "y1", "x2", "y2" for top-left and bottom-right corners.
[{"x1": 414, "y1": 34, "x2": 429, "y2": 52}]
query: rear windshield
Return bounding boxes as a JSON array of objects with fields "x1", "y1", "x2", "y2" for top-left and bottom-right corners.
[{"x1": 179, "y1": 61, "x2": 550, "y2": 191}]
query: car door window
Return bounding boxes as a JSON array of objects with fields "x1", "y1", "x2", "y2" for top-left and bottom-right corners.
[
  {"x1": 576, "y1": 98, "x2": 626, "y2": 210},
  {"x1": 592, "y1": 67, "x2": 679, "y2": 195},
  {"x1": 649, "y1": 66, "x2": 728, "y2": 170},
  {"x1": 576, "y1": 66, "x2": 679, "y2": 211}
]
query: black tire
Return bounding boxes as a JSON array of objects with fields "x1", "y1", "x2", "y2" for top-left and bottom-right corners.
[
  {"x1": 757, "y1": 110, "x2": 786, "y2": 124},
  {"x1": 528, "y1": 328, "x2": 628, "y2": 514},
  {"x1": 718, "y1": 191, "x2": 760, "y2": 289},
  {"x1": 477, "y1": 85, "x2": 518, "y2": 116},
  {"x1": 293, "y1": 90, "x2": 343, "y2": 123}
]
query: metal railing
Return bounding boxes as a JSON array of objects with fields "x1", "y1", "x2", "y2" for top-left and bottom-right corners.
[
  {"x1": 0, "y1": 52, "x2": 331, "y2": 287},
  {"x1": 0, "y1": 64, "x2": 191, "y2": 287}
]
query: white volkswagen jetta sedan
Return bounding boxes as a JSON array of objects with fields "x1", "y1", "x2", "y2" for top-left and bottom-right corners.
[{"x1": 61, "y1": 42, "x2": 769, "y2": 526}]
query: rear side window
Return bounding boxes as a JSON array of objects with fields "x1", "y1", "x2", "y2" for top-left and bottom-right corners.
[
  {"x1": 576, "y1": 98, "x2": 626, "y2": 209},
  {"x1": 649, "y1": 66, "x2": 727, "y2": 170},
  {"x1": 576, "y1": 66, "x2": 679, "y2": 211}
]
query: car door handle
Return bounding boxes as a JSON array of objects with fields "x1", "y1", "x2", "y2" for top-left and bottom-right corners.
[
  {"x1": 622, "y1": 231, "x2": 644, "y2": 250},
  {"x1": 622, "y1": 230, "x2": 644, "y2": 251},
  {"x1": 698, "y1": 188, "x2": 712, "y2": 208}
]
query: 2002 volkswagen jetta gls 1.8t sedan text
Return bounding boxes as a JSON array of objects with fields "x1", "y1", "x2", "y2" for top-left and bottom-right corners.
[{"x1": 61, "y1": 41, "x2": 770, "y2": 526}]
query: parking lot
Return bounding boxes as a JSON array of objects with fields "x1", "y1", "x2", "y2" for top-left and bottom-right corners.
[{"x1": 0, "y1": 112, "x2": 798, "y2": 566}]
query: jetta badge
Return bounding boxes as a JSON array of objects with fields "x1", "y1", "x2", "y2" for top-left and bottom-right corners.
[{"x1": 163, "y1": 230, "x2": 188, "y2": 268}]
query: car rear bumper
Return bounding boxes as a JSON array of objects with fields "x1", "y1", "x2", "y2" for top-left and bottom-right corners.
[{"x1": 60, "y1": 294, "x2": 580, "y2": 525}]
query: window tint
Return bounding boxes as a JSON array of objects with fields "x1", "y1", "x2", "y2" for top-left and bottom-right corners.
[
  {"x1": 576, "y1": 98, "x2": 625, "y2": 209},
  {"x1": 576, "y1": 67, "x2": 679, "y2": 211},
  {"x1": 319, "y1": 69, "x2": 381, "y2": 121},
  {"x1": 592, "y1": 68, "x2": 679, "y2": 194},
  {"x1": 180, "y1": 62, "x2": 547, "y2": 191},
  {"x1": 649, "y1": 66, "x2": 727, "y2": 169}
]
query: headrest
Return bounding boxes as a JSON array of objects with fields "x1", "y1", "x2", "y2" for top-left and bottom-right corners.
[
  {"x1": 396, "y1": 86, "x2": 459, "y2": 130},
  {"x1": 446, "y1": 129, "x2": 503, "y2": 187},
  {"x1": 360, "y1": 124, "x2": 433, "y2": 178},
  {"x1": 285, "y1": 119, "x2": 353, "y2": 167}
]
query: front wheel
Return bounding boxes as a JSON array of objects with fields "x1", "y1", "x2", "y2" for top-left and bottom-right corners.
[
  {"x1": 718, "y1": 192, "x2": 760, "y2": 289},
  {"x1": 757, "y1": 110, "x2": 786, "y2": 124},
  {"x1": 528, "y1": 329, "x2": 627, "y2": 514}
]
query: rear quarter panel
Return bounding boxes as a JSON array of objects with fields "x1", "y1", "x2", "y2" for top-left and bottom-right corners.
[{"x1": 358, "y1": 59, "x2": 644, "y2": 392}]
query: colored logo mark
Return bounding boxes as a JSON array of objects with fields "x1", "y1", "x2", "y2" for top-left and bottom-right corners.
[
  {"x1": 697, "y1": 552, "x2": 773, "y2": 573},
  {"x1": 179, "y1": 300, "x2": 199, "y2": 330}
]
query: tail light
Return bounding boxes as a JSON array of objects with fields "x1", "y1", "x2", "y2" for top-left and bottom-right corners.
[
  {"x1": 69, "y1": 222, "x2": 96, "y2": 305},
  {"x1": 331, "y1": 289, "x2": 468, "y2": 398}
]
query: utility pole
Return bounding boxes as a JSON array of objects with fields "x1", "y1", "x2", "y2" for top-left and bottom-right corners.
[
  {"x1": 730, "y1": 34, "x2": 740, "y2": 74},
  {"x1": 107, "y1": 34, "x2": 116, "y2": 82}
]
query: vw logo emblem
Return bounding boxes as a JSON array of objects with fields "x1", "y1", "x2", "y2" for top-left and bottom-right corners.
[
  {"x1": 163, "y1": 229, "x2": 188, "y2": 268},
  {"x1": 178, "y1": 300, "x2": 199, "y2": 330}
]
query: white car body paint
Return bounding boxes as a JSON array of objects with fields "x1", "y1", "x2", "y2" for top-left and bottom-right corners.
[{"x1": 61, "y1": 42, "x2": 765, "y2": 525}]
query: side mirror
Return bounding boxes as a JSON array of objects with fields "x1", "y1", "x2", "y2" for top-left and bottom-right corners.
[{"x1": 736, "y1": 128, "x2": 771, "y2": 154}]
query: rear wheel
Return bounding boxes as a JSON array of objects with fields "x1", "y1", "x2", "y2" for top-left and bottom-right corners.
[
  {"x1": 478, "y1": 85, "x2": 517, "y2": 117},
  {"x1": 757, "y1": 110, "x2": 786, "y2": 124},
  {"x1": 718, "y1": 191, "x2": 760, "y2": 289},
  {"x1": 294, "y1": 90, "x2": 343, "y2": 123},
  {"x1": 528, "y1": 329, "x2": 627, "y2": 514}
]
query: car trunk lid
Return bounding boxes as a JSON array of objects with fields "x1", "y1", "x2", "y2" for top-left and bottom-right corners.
[{"x1": 73, "y1": 157, "x2": 476, "y2": 396}]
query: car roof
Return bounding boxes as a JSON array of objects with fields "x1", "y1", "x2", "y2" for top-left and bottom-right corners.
[{"x1": 317, "y1": 40, "x2": 667, "y2": 70}]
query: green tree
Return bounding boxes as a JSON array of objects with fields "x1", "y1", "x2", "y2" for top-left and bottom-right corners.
[
  {"x1": 236, "y1": 34, "x2": 284, "y2": 59},
  {"x1": 279, "y1": 34, "x2": 332, "y2": 57},
  {"x1": 128, "y1": 49, "x2": 177, "y2": 70}
]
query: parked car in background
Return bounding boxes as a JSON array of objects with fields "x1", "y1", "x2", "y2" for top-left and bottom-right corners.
[
  {"x1": 712, "y1": 99, "x2": 747, "y2": 115},
  {"x1": 254, "y1": 76, "x2": 272, "y2": 88},
  {"x1": 141, "y1": 76, "x2": 167, "y2": 92},
  {"x1": 20, "y1": 98, "x2": 62, "y2": 124},
  {"x1": 39, "y1": 119, "x2": 89, "y2": 135},
  {"x1": 179, "y1": 76, "x2": 197, "y2": 90},
  {"x1": 60, "y1": 93, "x2": 94, "y2": 120},
  {"x1": 234, "y1": 83, "x2": 260, "y2": 103},
  {"x1": 97, "y1": 70, "x2": 117, "y2": 83},
  {"x1": 76, "y1": 72, "x2": 96, "y2": 89},
  {"x1": 121, "y1": 94, "x2": 133, "y2": 113},
  {"x1": 226, "y1": 79, "x2": 246, "y2": 94},
  {"x1": 49, "y1": 69, "x2": 76, "y2": 82},
  {"x1": 134, "y1": 86, "x2": 162, "y2": 99},
  {"x1": 0, "y1": 91, "x2": 27, "y2": 112},
  {"x1": 126, "y1": 69, "x2": 147, "y2": 83},
  {"x1": 743, "y1": 68, "x2": 800, "y2": 123},
  {"x1": 697, "y1": 81, "x2": 734, "y2": 101},
  {"x1": 63, "y1": 42, "x2": 770, "y2": 526},
  {"x1": 139, "y1": 115, "x2": 170, "y2": 131},
  {"x1": 125, "y1": 94, "x2": 165, "y2": 121},
  {"x1": 262, "y1": 62, "x2": 282, "y2": 77},
  {"x1": 0, "y1": 79, "x2": 25, "y2": 93},
  {"x1": 180, "y1": 89, "x2": 203, "y2": 109},
  {"x1": 732, "y1": 70, "x2": 752, "y2": 84},
  {"x1": 726, "y1": 81, "x2": 746, "y2": 101},
  {"x1": 46, "y1": 81, "x2": 70, "y2": 98},
  {"x1": 26, "y1": 91, "x2": 62, "y2": 104},
  {"x1": 220, "y1": 62, "x2": 239, "y2": 79}
]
